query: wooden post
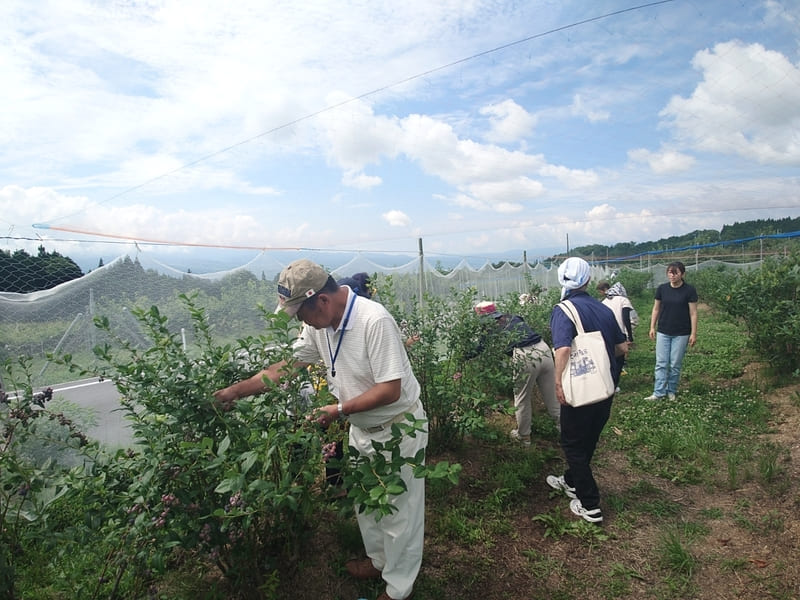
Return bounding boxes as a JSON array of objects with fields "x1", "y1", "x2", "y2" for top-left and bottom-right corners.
[{"x1": 418, "y1": 237, "x2": 424, "y2": 306}]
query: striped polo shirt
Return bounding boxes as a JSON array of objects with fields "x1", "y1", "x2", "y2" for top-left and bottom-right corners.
[{"x1": 292, "y1": 288, "x2": 421, "y2": 429}]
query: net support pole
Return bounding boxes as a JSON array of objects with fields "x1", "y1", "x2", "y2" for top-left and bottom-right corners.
[
  {"x1": 522, "y1": 250, "x2": 528, "y2": 294},
  {"x1": 418, "y1": 237, "x2": 425, "y2": 306},
  {"x1": 89, "y1": 288, "x2": 96, "y2": 349},
  {"x1": 38, "y1": 313, "x2": 84, "y2": 380}
]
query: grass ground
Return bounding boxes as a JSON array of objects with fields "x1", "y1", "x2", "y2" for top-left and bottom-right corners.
[
  {"x1": 15, "y1": 303, "x2": 800, "y2": 599},
  {"x1": 274, "y1": 383, "x2": 799, "y2": 600},
  {"x1": 153, "y1": 302, "x2": 800, "y2": 600}
]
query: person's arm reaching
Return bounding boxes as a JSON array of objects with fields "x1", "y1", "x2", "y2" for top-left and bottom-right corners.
[
  {"x1": 213, "y1": 359, "x2": 309, "y2": 411},
  {"x1": 314, "y1": 379, "x2": 402, "y2": 426}
]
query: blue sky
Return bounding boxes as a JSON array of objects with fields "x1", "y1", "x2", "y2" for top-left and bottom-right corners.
[{"x1": 1, "y1": 0, "x2": 799, "y2": 270}]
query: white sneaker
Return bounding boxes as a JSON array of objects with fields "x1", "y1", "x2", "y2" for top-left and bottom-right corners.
[
  {"x1": 570, "y1": 498, "x2": 603, "y2": 523},
  {"x1": 546, "y1": 475, "x2": 577, "y2": 499},
  {"x1": 644, "y1": 394, "x2": 665, "y2": 401},
  {"x1": 667, "y1": 393, "x2": 676, "y2": 400}
]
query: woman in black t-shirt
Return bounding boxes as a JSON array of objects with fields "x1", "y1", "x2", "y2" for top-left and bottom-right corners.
[{"x1": 644, "y1": 261, "x2": 698, "y2": 401}]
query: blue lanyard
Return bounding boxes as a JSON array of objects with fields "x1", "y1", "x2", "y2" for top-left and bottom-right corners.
[{"x1": 326, "y1": 292, "x2": 357, "y2": 377}]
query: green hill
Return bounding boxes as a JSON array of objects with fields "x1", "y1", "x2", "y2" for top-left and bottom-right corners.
[{"x1": 568, "y1": 216, "x2": 800, "y2": 262}]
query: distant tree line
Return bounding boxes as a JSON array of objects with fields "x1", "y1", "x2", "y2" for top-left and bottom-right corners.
[
  {"x1": 0, "y1": 246, "x2": 84, "y2": 293},
  {"x1": 570, "y1": 216, "x2": 800, "y2": 260}
]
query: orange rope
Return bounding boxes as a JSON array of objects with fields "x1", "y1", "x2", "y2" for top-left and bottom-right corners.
[{"x1": 35, "y1": 224, "x2": 305, "y2": 251}]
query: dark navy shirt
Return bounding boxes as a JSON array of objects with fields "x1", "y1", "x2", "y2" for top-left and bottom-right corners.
[
  {"x1": 497, "y1": 314, "x2": 542, "y2": 350},
  {"x1": 654, "y1": 282, "x2": 697, "y2": 336},
  {"x1": 471, "y1": 313, "x2": 542, "y2": 358},
  {"x1": 550, "y1": 291, "x2": 626, "y2": 384}
]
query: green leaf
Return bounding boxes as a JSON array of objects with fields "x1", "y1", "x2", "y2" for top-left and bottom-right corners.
[
  {"x1": 240, "y1": 451, "x2": 258, "y2": 475},
  {"x1": 214, "y1": 477, "x2": 237, "y2": 494},
  {"x1": 385, "y1": 483, "x2": 406, "y2": 496}
]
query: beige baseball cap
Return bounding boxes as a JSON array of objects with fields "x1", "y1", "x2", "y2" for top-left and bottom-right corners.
[{"x1": 276, "y1": 259, "x2": 330, "y2": 317}]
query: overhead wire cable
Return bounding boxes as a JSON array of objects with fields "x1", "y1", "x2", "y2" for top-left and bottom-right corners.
[
  {"x1": 34, "y1": 200, "x2": 799, "y2": 253},
  {"x1": 38, "y1": 0, "x2": 677, "y2": 228}
]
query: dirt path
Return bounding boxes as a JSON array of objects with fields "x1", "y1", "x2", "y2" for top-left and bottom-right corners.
[{"x1": 280, "y1": 380, "x2": 800, "y2": 600}]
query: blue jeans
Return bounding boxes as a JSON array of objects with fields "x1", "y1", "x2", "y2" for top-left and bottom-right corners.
[{"x1": 654, "y1": 333, "x2": 690, "y2": 396}]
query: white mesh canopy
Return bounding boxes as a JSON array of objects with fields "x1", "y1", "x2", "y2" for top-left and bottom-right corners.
[{"x1": 0, "y1": 244, "x2": 764, "y2": 389}]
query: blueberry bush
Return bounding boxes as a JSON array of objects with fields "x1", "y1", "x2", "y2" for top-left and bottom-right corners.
[
  {"x1": 0, "y1": 358, "x2": 90, "y2": 598},
  {"x1": 379, "y1": 278, "x2": 552, "y2": 452},
  {"x1": 722, "y1": 251, "x2": 800, "y2": 377},
  {"x1": 3, "y1": 293, "x2": 459, "y2": 599},
  {"x1": 694, "y1": 251, "x2": 800, "y2": 378}
]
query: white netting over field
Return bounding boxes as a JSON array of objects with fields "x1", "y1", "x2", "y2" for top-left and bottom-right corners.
[
  {"x1": 1, "y1": 244, "x2": 764, "y2": 390},
  {"x1": 330, "y1": 254, "x2": 569, "y2": 300}
]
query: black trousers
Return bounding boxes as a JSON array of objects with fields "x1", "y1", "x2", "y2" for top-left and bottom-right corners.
[{"x1": 560, "y1": 396, "x2": 613, "y2": 510}]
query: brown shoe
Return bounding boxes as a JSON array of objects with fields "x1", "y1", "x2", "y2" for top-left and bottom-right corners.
[
  {"x1": 377, "y1": 591, "x2": 414, "y2": 600},
  {"x1": 345, "y1": 558, "x2": 382, "y2": 580}
]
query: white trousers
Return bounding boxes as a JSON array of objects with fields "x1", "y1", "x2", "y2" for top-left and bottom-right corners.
[{"x1": 349, "y1": 403, "x2": 428, "y2": 600}]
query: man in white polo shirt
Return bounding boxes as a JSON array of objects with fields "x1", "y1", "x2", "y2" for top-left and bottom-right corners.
[{"x1": 214, "y1": 259, "x2": 425, "y2": 600}]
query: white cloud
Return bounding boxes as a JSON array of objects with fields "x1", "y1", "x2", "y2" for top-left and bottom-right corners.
[
  {"x1": 321, "y1": 106, "x2": 550, "y2": 194},
  {"x1": 342, "y1": 170, "x2": 382, "y2": 189},
  {"x1": 661, "y1": 41, "x2": 800, "y2": 165},
  {"x1": 570, "y1": 94, "x2": 610, "y2": 123},
  {"x1": 466, "y1": 232, "x2": 490, "y2": 248},
  {"x1": 586, "y1": 203, "x2": 617, "y2": 220},
  {"x1": 318, "y1": 96, "x2": 403, "y2": 170},
  {"x1": 480, "y1": 99, "x2": 537, "y2": 144},
  {"x1": 460, "y1": 177, "x2": 545, "y2": 212},
  {"x1": 318, "y1": 101, "x2": 555, "y2": 213},
  {"x1": 538, "y1": 164, "x2": 599, "y2": 188},
  {"x1": 1, "y1": 2, "x2": 799, "y2": 261},
  {"x1": 382, "y1": 210, "x2": 411, "y2": 227},
  {"x1": 764, "y1": 0, "x2": 799, "y2": 28},
  {"x1": 403, "y1": 117, "x2": 546, "y2": 185},
  {"x1": 0, "y1": 184, "x2": 311, "y2": 252},
  {"x1": 628, "y1": 148, "x2": 695, "y2": 174},
  {"x1": 451, "y1": 193, "x2": 486, "y2": 211},
  {"x1": 1, "y1": 185, "x2": 91, "y2": 226}
]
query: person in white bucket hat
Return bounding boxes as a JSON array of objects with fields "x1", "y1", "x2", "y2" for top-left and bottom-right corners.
[{"x1": 546, "y1": 257, "x2": 628, "y2": 524}]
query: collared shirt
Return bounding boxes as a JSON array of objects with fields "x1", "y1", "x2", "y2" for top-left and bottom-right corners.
[{"x1": 291, "y1": 287, "x2": 420, "y2": 428}]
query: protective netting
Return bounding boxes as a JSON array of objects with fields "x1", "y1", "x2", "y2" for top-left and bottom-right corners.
[{"x1": 1, "y1": 245, "x2": 764, "y2": 390}]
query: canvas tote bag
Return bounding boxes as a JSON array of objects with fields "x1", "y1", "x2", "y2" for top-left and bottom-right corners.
[{"x1": 557, "y1": 300, "x2": 615, "y2": 407}]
